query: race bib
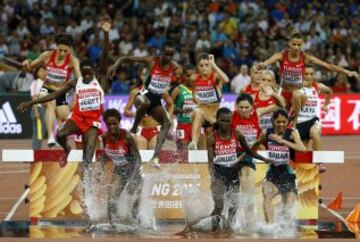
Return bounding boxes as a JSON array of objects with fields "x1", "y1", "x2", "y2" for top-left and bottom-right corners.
[
  {"x1": 79, "y1": 96, "x2": 100, "y2": 111},
  {"x1": 282, "y1": 72, "x2": 303, "y2": 86},
  {"x1": 268, "y1": 144, "x2": 290, "y2": 166},
  {"x1": 196, "y1": 88, "x2": 218, "y2": 103},
  {"x1": 214, "y1": 153, "x2": 238, "y2": 167},
  {"x1": 148, "y1": 75, "x2": 171, "y2": 94}
]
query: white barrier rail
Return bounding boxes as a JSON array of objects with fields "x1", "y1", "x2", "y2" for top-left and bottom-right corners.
[{"x1": 1, "y1": 150, "x2": 344, "y2": 163}]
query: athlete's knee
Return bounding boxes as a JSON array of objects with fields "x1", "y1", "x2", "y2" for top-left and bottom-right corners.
[{"x1": 56, "y1": 129, "x2": 68, "y2": 141}]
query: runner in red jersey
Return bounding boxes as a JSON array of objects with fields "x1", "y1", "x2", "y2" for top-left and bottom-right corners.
[
  {"x1": 22, "y1": 34, "x2": 81, "y2": 147},
  {"x1": 99, "y1": 109, "x2": 142, "y2": 226},
  {"x1": 108, "y1": 42, "x2": 177, "y2": 167},
  {"x1": 187, "y1": 53, "x2": 229, "y2": 150},
  {"x1": 257, "y1": 30, "x2": 358, "y2": 121},
  {"x1": 18, "y1": 60, "x2": 103, "y2": 176},
  {"x1": 254, "y1": 70, "x2": 285, "y2": 130},
  {"x1": 207, "y1": 108, "x2": 272, "y2": 231},
  {"x1": 124, "y1": 66, "x2": 164, "y2": 150},
  {"x1": 240, "y1": 65, "x2": 263, "y2": 99}
]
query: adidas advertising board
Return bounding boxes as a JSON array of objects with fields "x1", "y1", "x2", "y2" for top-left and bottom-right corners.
[{"x1": 0, "y1": 95, "x2": 32, "y2": 138}]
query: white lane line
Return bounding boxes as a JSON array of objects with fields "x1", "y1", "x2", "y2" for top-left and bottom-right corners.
[
  {"x1": 0, "y1": 170, "x2": 28, "y2": 174},
  {"x1": 321, "y1": 197, "x2": 360, "y2": 200},
  {"x1": 4, "y1": 188, "x2": 30, "y2": 221}
]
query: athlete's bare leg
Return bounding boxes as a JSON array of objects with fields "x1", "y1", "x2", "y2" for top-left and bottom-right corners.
[
  {"x1": 131, "y1": 95, "x2": 150, "y2": 134},
  {"x1": 56, "y1": 119, "x2": 81, "y2": 167},
  {"x1": 240, "y1": 166, "x2": 256, "y2": 227},
  {"x1": 290, "y1": 90, "x2": 306, "y2": 127},
  {"x1": 136, "y1": 134, "x2": 148, "y2": 150},
  {"x1": 149, "y1": 106, "x2": 171, "y2": 164},
  {"x1": 44, "y1": 100, "x2": 57, "y2": 146},
  {"x1": 281, "y1": 192, "x2": 296, "y2": 223},
  {"x1": 309, "y1": 122, "x2": 326, "y2": 172},
  {"x1": 149, "y1": 135, "x2": 157, "y2": 150},
  {"x1": 262, "y1": 181, "x2": 279, "y2": 223},
  {"x1": 189, "y1": 108, "x2": 205, "y2": 149},
  {"x1": 108, "y1": 173, "x2": 126, "y2": 225}
]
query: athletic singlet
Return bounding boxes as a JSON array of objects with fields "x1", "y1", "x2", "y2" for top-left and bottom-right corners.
[
  {"x1": 254, "y1": 95, "x2": 276, "y2": 130},
  {"x1": 297, "y1": 82, "x2": 321, "y2": 123},
  {"x1": 73, "y1": 78, "x2": 104, "y2": 119},
  {"x1": 231, "y1": 110, "x2": 261, "y2": 146},
  {"x1": 213, "y1": 130, "x2": 241, "y2": 167},
  {"x1": 104, "y1": 129, "x2": 129, "y2": 166},
  {"x1": 194, "y1": 72, "x2": 221, "y2": 104},
  {"x1": 175, "y1": 85, "x2": 196, "y2": 123},
  {"x1": 244, "y1": 84, "x2": 259, "y2": 97},
  {"x1": 145, "y1": 57, "x2": 175, "y2": 95},
  {"x1": 265, "y1": 128, "x2": 293, "y2": 166},
  {"x1": 45, "y1": 50, "x2": 72, "y2": 86},
  {"x1": 280, "y1": 49, "x2": 305, "y2": 88}
]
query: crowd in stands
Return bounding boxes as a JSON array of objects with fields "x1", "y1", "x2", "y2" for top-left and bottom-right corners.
[{"x1": 0, "y1": 0, "x2": 359, "y2": 94}]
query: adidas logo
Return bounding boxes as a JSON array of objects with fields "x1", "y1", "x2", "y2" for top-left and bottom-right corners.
[{"x1": 0, "y1": 102, "x2": 22, "y2": 134}]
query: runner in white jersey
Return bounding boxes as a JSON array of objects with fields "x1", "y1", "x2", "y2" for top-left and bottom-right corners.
[{"x1": 297, "y1": 66, "x2": 333, "y2": 173}]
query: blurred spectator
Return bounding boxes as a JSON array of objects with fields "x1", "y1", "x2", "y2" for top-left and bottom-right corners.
[
  {"x1": 231, "y1": 64, "x2": 251, "y2": 94},
  {"x1": 30, "y1": 66, "x2": 47, "y2": 150},
  {"x1": 331, "y1": 73, "x2": 350, "y2": 93},
  {"x1": 111, "y1": 69, "x2": 130, "y2": 94},
  {"x1": 0, "y1": 35, "x2": 8, "y2": 57},
  {"x1": 11, "y1": 69, "x2": 34, "y2": 93},
  {"x1": 148, "y1": 28, "x2": 167, "y2": 50},
  {"x1": 119, "y1": 34, "x2": 133, "y2": 55},
  {"x1": 133, "y1": 41, "x2": 149, "y2": 57}
]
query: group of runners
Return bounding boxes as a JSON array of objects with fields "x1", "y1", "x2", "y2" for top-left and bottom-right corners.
[{"x1": 17, "y1": 18, "x2": 359, "y2": 230}]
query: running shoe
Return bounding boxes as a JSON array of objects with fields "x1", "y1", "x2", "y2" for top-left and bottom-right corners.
[
  {"x1": 47, "y1": 136, "x2": 56, "y2": 147},
  {"x1": 188, "y1": 141, "x2": 198, "y2": 150}
]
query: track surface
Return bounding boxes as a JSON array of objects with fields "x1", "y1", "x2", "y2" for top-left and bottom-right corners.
[{"x1": 1, "y1": 136, "x2": 359, "y2": 241}]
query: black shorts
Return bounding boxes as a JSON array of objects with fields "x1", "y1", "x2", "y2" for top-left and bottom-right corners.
[
  {"x1": 40, "y1": 86, "x2": 68, "y2": 106},
  {"x1": 139, "y1": 90, "x2": 162, "y2": 115},
  {"x1": 297, "y1": 117, "x2": 319, "y2": 140},
  {"x1": 266, "y1": 164, "x2": 297, "y2": 194},
  {"x1": 214, "y1": 163, "x2": 240, "y2": 188}
]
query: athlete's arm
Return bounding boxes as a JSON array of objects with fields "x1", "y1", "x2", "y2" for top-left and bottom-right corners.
[
  {"x1": 269, "y1": 129, "x2": 307, "y2": 152},
  {"x1": 256, "y1": 104, "x2": 278, "y2": 117},
  {"x1": 170, "y1": 86, "x2": 181, "y2": 114},
  {"x1": 98, "y1": 16, "x2": 111, "y2": 88},
  {"x1": 251, "y1": 130, "x2": 266, "y2": 151},
  {"x1": 207, "y1": 133, "x2": 216, "y2": 178},
  {"x1": 257, "y1": 51, "x2": 283, "y2": 69},
  {"x1": 306, "y1": 54, "x2": 359, "y2": 79},
  {"x1": 190, "y1": 74, "x2": 200, "y2": 104},
  {"x1": 125, "y1": 130, "x2": 142, "y2": 188},
  {"x1": 317, "y1": 82, "x2": 333, "y2": 113},
  {"x1": 236, "y1": 130, "x2": 273, "y2": 164},
  {"x1": 17, "y1": 80, "x2": 75, "y2": 111},
  {"x1": 124, "y1": 89, "x2": 138, "y2": 117},
  {"x1": 98, "y1": 133, "x2": 109, "y2": 170},
  {"x1": 70, "y1": 55, "x2": 81, "y2": 79},
  {"x1": 107, "y1": 56, "x2": 154, "y2": 78},
  {"x1": 22, "y1": 51, "x2": 51, "y2": 71},
  {"x1": 209, "y1": 54, "x2": 229, "y2": 84}
]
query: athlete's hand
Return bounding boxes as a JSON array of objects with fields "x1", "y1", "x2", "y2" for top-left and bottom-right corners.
[
  {"x1": 322, "y1": 105, "x2": 329, "y2": 114},
  {"x1": 345, "y1": 70, "x2": 359, "y2": 79},
  {"x1": 264, "y1": 158, "x2": 274, "y2": 164},
  {"x1": 256, "y1": 63, "x2": 265, "y2": 70},
  {"x1": 269, "y1": 134, "x2": 284, "y2": 144},
  {"x1": 101, "y1": 16, "x2": 111, "y2": 32},
  {"x1": 107, "y1": 64, "x2": 118, "y2": 79},
  {"x1": 17, "y1": 102, "x2": 31, "y2": 112},
  {"x1": 208, "y1": 54, "x2": 215, "y2": 65},
  {"x1": 261, "y1": 85, "x2": 274, "y2": 96},
  {"x1": 22, "y1": 59, "x2": 31, "y2": 70}
]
